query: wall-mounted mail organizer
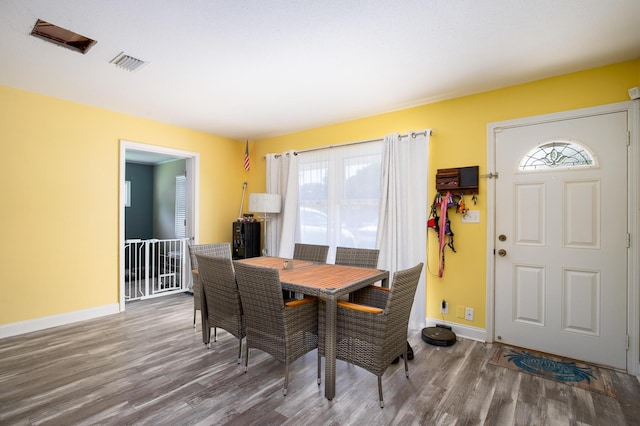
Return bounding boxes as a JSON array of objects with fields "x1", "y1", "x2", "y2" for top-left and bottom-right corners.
[
  {"x1": 431, "y1": 166, "x2": 480, "y2": 278},
  {"x1": 435, "y1": 166, "x2": 479, "y2": 195}
]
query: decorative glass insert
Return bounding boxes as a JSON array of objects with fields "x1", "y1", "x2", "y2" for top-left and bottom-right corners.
[{"x1": 519, "y1": 140, "x2": 596, "y2": 171}]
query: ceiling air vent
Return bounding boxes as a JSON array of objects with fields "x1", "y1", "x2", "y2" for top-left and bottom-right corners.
[
  {"x1": 110, "y1": 52, "x2": 146, "y2": 72},
  {"x1": 30, "y1": 19, "x2": 96, "y2": 54}
]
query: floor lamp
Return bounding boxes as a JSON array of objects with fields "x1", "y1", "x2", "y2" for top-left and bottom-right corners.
[{"x1": 249, "y1": 193, "x2": 281, "y2": 256}]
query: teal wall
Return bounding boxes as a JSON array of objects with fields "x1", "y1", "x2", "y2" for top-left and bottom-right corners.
[{"x1": 125, "y1": 163, "x2": 154, "y2": 239}]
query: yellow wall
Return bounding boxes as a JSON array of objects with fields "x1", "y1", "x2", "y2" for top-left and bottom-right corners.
[
  {"x1": 1, "y1": 59, "x2": 638, "y2": 330},
  {"x1": 0, "y1": 86, "x2": 250, "y2": 325},
  {"x1": 255, "y1": 59, "x2": 640, "y2": 329}
]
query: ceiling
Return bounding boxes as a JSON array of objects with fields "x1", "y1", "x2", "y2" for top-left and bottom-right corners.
[{"x1": 1, "y1": 1, "x2": 640, "y2": 141}]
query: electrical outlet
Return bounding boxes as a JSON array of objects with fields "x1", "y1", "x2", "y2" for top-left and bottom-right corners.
[
  {"x1": 441, "y1": 300, "x2": 448, "y2": 314},
  {"x1": 462, "y1": 210, "x2": 480, "y2": 223},
  {"x1": 465, "y1": 307, "x2": 474, "y2": 321}
]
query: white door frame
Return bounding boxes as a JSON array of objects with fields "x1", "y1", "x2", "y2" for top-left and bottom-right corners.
[
  {"x1": 119, "y1": 140, "x2": 200, "y2": 312},
  {"x1": 486, "y1": 100, "x2": 640, "y2": 376}
]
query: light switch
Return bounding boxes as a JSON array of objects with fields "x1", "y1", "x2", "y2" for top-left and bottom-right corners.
[{"x1": 462, "y1": 210, "x2": 480, "y2": 223}]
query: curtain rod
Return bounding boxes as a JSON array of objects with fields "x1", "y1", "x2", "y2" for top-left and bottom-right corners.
[{"x1": 268, "y1": 129, "x2": 432, "y2": 159}]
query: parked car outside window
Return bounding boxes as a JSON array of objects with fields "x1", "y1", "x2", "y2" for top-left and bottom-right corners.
[{"x1": 298, "y1": 206, "x2": 357, "y2": 247}]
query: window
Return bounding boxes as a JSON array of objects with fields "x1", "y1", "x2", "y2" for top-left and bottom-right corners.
[
  {"x1": 124, "y1": 181, "x2": 131, "y2": 207},
  {"x1": 175, "y1": 175, "x2": 186, "y2": 238},
  {"x1": 519, "y1": 140, "x2": 596, "y2": 171},
  {"x1": 297, "y1": 141, "x2": 383, "y2": 250}
]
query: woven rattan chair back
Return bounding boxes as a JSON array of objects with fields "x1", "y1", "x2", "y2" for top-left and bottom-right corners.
[
  {"x1": 196, "y1": 254, "x2": 246, "y2": 362},
  {"x1": 233, "y1": 261, "x2": 319, "y2": 395},
  {"x1": 334, "y1": 247, "x2": 379, "y2": 269},
  {"x1": 234, "y1": 262, "x2": 287, "y2": 350},
  {"x1": 323, "y1": 262, "x2": 423, "y2": 407},
  {"x1": 292, "y1": 243, "x2": 329, "y2": 263},
  {"x1": 378, "y1": 263, "x2": 424, "y2": 348},
  {"x1": 334, "y1": 247, "x2": 381, "y2": 302},
  {"x1": 187, "y1": 243, "x2": 231, "y2": 326},
  {"x1": 290, "y1": 243, "x2": 329, "y2": 299}
]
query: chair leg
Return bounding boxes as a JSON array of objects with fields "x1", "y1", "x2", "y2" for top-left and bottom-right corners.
[
  {"x1": 404, "y1": 348, "x2": 409, "y2": 377},
  {"x1": 317, "y1": 353, "x2": 322, "y2": 385},
  {"x1": 377, "y1": 376, "x2": 384, "y2": 408},
  {"x1": 193, "y1": 309, "x2": 196, "y2": 328},
  {"x1": 283, "y1": 363, "x2": 289, "y2": 396},
  {"x1": 404, "y1": 357, "x2": 409, "y2": 377},
  {"x1": 244, "y1": 345, "x2": 249, "y2": 373},
  {"x1": 237, "y1": 338, "x2": 243, "y2": 364},
  {"x1": 213, "y1": 327, "x2": 217, "y2": 342}
]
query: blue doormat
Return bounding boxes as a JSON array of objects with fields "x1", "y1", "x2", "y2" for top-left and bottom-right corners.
[{"x1": 490, "y1": 345, "x2": 616, "y2": 397}]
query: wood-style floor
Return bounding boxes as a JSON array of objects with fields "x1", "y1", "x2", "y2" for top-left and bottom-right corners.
[{"x1": 1, "y1": 293, "x2": 639, "y2": 426}]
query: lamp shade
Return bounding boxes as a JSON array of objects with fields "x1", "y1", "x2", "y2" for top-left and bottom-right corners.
[{"x1": 249, "y1": 193, "x2": 281, "y2": 214}]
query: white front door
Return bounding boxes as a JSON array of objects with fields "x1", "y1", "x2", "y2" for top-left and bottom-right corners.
[{"x1": 494, "y1": 109, "x2": 629, "y2": 370}]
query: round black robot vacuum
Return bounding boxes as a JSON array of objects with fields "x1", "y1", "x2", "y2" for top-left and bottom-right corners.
[{"x1": 422, "y1": 326, "x2": 456, "y2": 347}]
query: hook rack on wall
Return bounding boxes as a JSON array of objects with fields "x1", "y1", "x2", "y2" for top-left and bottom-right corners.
[{"x1": 435, "y1": 166, "x2": 479, "y2": 195}]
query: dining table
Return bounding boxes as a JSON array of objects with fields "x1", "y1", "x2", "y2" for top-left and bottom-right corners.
[{"x1": 236, "y1": 256, "x2": 389, "y2": 401}]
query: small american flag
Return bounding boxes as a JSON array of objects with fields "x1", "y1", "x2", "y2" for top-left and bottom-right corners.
[{"x1": 243, "y1": 140, "x2": 250, "y2": 171}]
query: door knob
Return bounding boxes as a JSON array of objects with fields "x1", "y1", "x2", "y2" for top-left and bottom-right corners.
[{"x1": 497, "y1": 249, "x2": 507, "y2": 257}]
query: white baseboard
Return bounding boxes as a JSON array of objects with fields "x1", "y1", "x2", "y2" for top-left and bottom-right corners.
[
  {"x1": 0, "y1": 304, "x2": 120, "y2": 339},
  {"x1": 425, "y1": 317, "x2": 487, "y2": 342}
]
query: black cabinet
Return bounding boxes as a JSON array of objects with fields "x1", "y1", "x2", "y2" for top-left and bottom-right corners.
[{"x1": 232, "y1": 221, "x2": 261, "y2": 259}]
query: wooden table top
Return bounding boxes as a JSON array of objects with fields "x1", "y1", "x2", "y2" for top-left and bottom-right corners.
[
  {"x1": 236, "y1": 256, "x2": 389, "y2": 296},
  {"x1": 236, "y1": 256, "x2": 315, "y2": 270}
]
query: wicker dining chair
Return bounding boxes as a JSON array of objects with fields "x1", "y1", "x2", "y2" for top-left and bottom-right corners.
[
  {"x1": 188, "y1": 243, "x2": 232, "y2": 327},
  {"x1": 318, "y1": 262, "x2": 423, "y2": 408},
  {"x1": 233, "y1": 261, "x2": 320, "y2": 396},
  {"x1": 293, "y1": 243, "x2": 330, "y2": 263},
  {"x1": 287, "y1": 243, "x2": 330, "y2": 299},
  {"x1": 334, "y1": 247, "x2": 379, "y2": 269},
  {"x1": 195, "y1": 254, "x2": 246, "y2": 363},
  {"x1": 334, "y1": 247, "x2": 380, "y2": 301}
]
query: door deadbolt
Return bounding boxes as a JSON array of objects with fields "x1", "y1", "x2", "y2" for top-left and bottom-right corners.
[
  {"x1": 498, "y1": 234, "x2": 507, "y2": 242},
  {"x1": 497, "y1": 249, "x2": 507, "y2": 257}
]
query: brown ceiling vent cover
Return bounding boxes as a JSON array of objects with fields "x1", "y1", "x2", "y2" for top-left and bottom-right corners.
[
  {"x1": 30, "y1": 19, "x2": 96, "y2": 54},
  {"x1": 110, "y1": 52, "x2": 146, "y2": 72}
]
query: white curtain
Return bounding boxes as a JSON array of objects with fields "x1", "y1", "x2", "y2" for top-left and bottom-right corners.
[
  {"x1": 377, "y1": 131, "x2": 430, "y2": 330},
  {"x1": 266, "y1": 151, "x2": 298, "y2": 258}
]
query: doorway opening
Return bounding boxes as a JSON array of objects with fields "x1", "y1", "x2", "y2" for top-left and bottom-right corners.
[{"x1": 119, "y1": 140, "x2": 200, "y2": 312}]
